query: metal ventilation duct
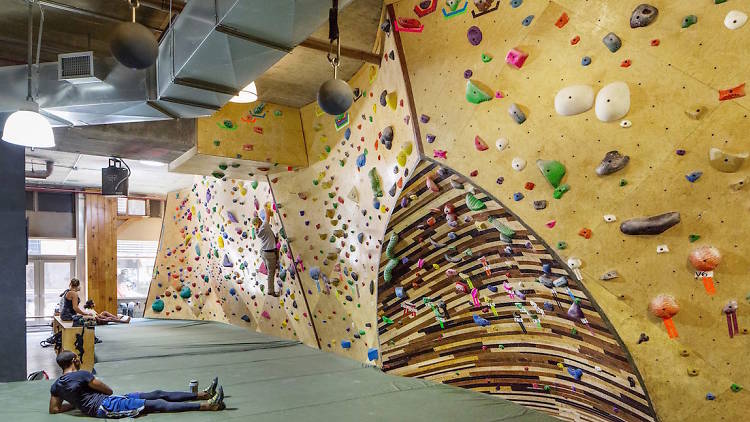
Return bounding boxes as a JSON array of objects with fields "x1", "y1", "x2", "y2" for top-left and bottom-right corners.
[{"x1": 0, "y1": 0, "x2": 351, "y2": 127}]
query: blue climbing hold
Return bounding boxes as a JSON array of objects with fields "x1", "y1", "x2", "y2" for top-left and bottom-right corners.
[
  {"x1": 522, "y1": 15, "x2": 534, "y2": 26},
  {"x1": 356, "y1": 153, "x2": 366, "y2": 169},
  {"x1": 542, "y1": 263, "x2": 551, "y2": 274},
  {"x1": 473, "y1": 314, "x2": 490, "y2": 326},
  {"x1": 241, "y1": 315, "x2": 250, "y2": 322},
  {"x1": 180, "y1": 286, "x2": 191, "y2": 299},
  {"x1": 395, "y1": 287, "x2": 404, "y2": 298},
  {"x1": 581, "y1": 56, "x2": 591, "y2": 66},
  {"x1": 685, "y1": 171, "x2": 702, "y2": 183},
  {"x1": 341, "y1": 340, "x2": 351, "y2": 349},
  {"x1": 367, "y1": 348, "x2": 379, "y2": 361},
  {"x1": 310, "y1": 267, "x2": 321, "y2": 280},
  {"x1": 706, "y1": 392, "x2": 715, "y2": 400},
  {"x1": 488, "y1": 285, "x2": 498, "y2": 293},
  {"x1": 447, "y1": 232, "x2": 457, "y2": 240},
  {"x1": 344, "y1": 127, "x2": 351, "y2": 140},
  {"x1": 229, "y1": 287, "x2": 237, "y2": 296},
  {"x1": 567, "y1": 367, "x2": 583, "y2": 381},
  {"x1": 151, "y1": 298, "x2": 164, "y2": 312},
  {"x1": 510, "y1": 0, "x2": 522, "y2": 8},
  {"x1": 513, "y1": 192, "x2": 524, "y2": 201}
]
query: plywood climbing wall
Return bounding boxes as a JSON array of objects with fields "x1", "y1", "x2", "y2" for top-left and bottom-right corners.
[
  {"x1": 378, "y1": 159, "x2": 656, "y2": 422},
  {"x1": 270, "y1": 29, "x2": 420, "y2": 360},
  {"x1": 144, "y1": 177, "x2": 317, "y2": 346},
  {"x1": 390, "y1": 1, "x2": 749, "y2": 420}
]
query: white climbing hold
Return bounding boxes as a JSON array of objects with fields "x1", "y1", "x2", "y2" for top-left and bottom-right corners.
[
  {"x1": 724, "y1": 10, "x2": 748, "y2": 30},
  {"x1": 554, "y1": 85, "x2": 594, "y2": 116},
  {"x1": 595, "y1": 82, "x2": 630, "y2": 122},
  {"x1": 603, "y1": 214, "x2": 617, "y2": 222},
  {"x1": 512, "y1": 157, "x2": 526, "y2": 171},
  {"x1": 620, "y1": 120, "x2": 632, "y2": 128},
  {"x1": 656, "y1": 244, "x2": 670, "y2": 254},
  {"x1": 496, "y1": 137, "x2": 508, "y2": 151}
]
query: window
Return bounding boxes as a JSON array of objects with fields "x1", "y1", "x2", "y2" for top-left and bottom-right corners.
[
  {"x1": 28, "y1": 238, "x2": 77, "y2": 256},
  {"x1": 117, "y1": 198, "x2": 147, "y2": 216},
  {"x1": 117, "y1": 240, "x2": 157, "y2": 300}
]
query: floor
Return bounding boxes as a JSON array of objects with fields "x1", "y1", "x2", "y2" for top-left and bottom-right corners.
[{"x1": 7, "y1": 319, "x2": 557, "y2": 421}]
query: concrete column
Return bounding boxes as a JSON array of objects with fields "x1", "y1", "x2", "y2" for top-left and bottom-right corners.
[{"x1": 0, "y1": 139, "x2": 27, "y2": 381}]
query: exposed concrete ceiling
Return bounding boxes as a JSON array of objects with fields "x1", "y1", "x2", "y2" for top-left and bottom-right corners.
[{"x1": 25, "y1": 149, "x2": 195, "y2": 196}]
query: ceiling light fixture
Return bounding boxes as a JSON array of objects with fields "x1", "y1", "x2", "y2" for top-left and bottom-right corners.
[
  {"x1": 230, "y1": 81, "x2": 258, "y2": 103},
  {"x1": 2, "y1": 1, "x2": 55, "y2": 149},
  {"x1": 317, "y1": 0, "x2": 352, "y2": 116},
  {"x1": 110, "y1": 0, "x2": 159, "y2": 69}
]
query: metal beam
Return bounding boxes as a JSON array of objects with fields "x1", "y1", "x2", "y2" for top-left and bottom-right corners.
[
  {"x1": 215, "y1": 25, "x2": 293, "y2": 53},
  {"x1": 297, "y1": 37, "x2": 381, "y2": 65},
  {"x1": 37, "y1": 0, "x2": 165, "y2": 33},
  {"x1": 139, "y1": 0, "x2": 185, "y2": 13},
  {"x1": 174, "y1": 77, "x2": 239, "y2": 97}
]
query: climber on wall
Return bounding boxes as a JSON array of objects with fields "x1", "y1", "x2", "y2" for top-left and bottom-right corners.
[
  {"x1": 49, "y1": 351, "x2": 225, "y2": 417},
  {"x1": 255, "y1": 209, "x2": 280, "y2": 297}
]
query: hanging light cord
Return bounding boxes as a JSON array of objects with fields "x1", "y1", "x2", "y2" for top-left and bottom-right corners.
[
  {"x1": 326, "y1": 0, "x2": 341, "y2": 80},
  {"x1": 34, "y1": 0, "x2": 44, "y2": 99},
  {"x1": 128, "y1": 0, "x2": 140, "y2": 23}
]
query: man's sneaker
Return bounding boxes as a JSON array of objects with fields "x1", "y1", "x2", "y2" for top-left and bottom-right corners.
[
  {"x1": 208, "y1": 386, "x2": 224, "y2": 410},
  {"x1": 203, "y1": 377, "x2": 218, "y2": 396}
]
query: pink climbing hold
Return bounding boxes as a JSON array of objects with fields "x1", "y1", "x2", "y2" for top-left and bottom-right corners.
[
  {"x1": 546, "y1": 220, "x2": 556, "y2": 228},
  {"x1": 434, "y1": 149, "x2": 447, "y2": 159},
  {"x1": 261, "y1": 310, "x2": 271, "y2": 319},
  {"x1": 505, "y1": 48, "x2": 528, "y2": 69}
]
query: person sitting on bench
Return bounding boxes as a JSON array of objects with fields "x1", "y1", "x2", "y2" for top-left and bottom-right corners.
[
  {"x1": 83, "y1": 300, "x2": 131, "y2": 325},
  {"x1": 49, "y1": 351, "x2": 225, "y2": 417},
  {"x1": 59, "y1": 279, "x2": 93, "y2": 322}
]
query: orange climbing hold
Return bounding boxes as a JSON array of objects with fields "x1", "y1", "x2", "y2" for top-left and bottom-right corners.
[
  {"x1": 555, "y1": 12, "x2": 569, "y2": 28},
  {"x1": 620, "y1": 59, "x2": 631, "y2": 68},
  {"x1": 650, "y1": 39, "x2": 660, "y2": 46},
  {"x1": 719, "y1": 83, "x2": 746, "y2": 101},
  {"x1": 578, "y1": 228, "x2": 592, "y2": 239},
  {"x1": 570, "y1": 35, "x2": 580, "y2": 45}
]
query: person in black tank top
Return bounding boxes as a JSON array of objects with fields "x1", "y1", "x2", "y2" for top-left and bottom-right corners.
[{"x1": 59, "y1": 278, "x2": 85, "y2": 321}]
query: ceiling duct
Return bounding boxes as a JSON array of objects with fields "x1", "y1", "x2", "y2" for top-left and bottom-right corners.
[
  {"x1": 0, "y1": 0, "x2": 352, "y2": 127},
  {"x1": 25, "y1": 160, "x2": 55, "y2": 179}
]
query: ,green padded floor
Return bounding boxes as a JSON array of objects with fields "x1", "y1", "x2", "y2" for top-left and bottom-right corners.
[{"x1": 0, "y1": 319, "x2": 557, "y2": 421}]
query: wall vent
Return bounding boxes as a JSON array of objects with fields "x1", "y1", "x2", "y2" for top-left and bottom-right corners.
[{"x1": 58, "y1": 52, "x2": 103, "y2": 84}]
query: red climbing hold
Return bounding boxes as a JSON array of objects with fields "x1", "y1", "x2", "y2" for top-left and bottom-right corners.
[
  {"x1": 474, "y1": 135, "x2": 489, "y2": 151},
  {"x1": 570, "y1": 35, "x2": 580, "y2": 45},
  {"x1": 620, "y1": 59, "x2": 631, "y2": 68},
  {"x1": 555, "y1": 12, "x2": 569, "y2": 28},
  {"x1": 524, "y1": 182, "x2": 535, "y2": 190},
  {"x1": 650, "y1": 39, "x2": 660, "y2": 46},
  {"x1": 719, "y1": 83, "x2": 746, "y2": 101},
  {"x1": 470, "y1": 170, "x2": 479, "y2": 177}
]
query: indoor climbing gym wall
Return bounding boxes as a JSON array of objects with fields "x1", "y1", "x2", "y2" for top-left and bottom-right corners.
[
  {"x1": 144, "y1": 177, "x2": 318, "y2": 347},
  {"x1": 270, "y1": 27, "x2": 420, "y2": 359},
  {"x1": 378, "y1": 159, "x2": 656, "y2": 421},
  {"x1": 389, "y1": 1, "x2": 749, "y2": 421}
]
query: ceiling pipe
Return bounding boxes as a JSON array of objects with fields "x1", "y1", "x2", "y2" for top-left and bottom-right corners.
[
  {"x1": 36, "y1": 0, "x2": 165, "y2": 33},
  {"x1": 25, "y1": 160, "x2": 55, "y2": 179}
]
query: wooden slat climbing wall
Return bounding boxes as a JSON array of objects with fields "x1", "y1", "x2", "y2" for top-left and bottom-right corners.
[
  {"x1": 85, "y1": 193, "x2": 118, "y2": 315},
  {"x1": 378, "y1": 160, "x2": 657, "y2": 422}
]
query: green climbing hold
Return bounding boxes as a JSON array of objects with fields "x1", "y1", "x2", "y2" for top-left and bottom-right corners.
[
  {"x1": 385, "y1": 233, "x2": 399, "y2": 259},
  {"x1": 481, "y1": 53, "x2": 492, "y2": 63},
  {"x1": 730, "y1": 383, "x2": 743, "y2": 392},
  {"x1": 466, "y1": 192, "x2": 487, "y2": 210},
  {"x1": 324, "y1": 145, "x2": 331, "y2": 153},
  {"x1": 537, "y1": 159, "x2": 566, "y2": 188},
  {"x1": 557, "y1": 241, "x2": 568, "y2": 250},
  {"x1": 151, "y1": 298, "x2": 165, "y2": 312},
  {"x1": 488, "y1": 216, "x2": 515, "y2": 239},
  {"x1": 619, "y1": 178, "x2": 628, "y2": 187},
  {"x1": 369, "y1": 167, "x2": 384, "y2": 198},
  {"x1": 383, "y1": 259, "x2": 398, "y2": 282},
  {"x1": 213, "y1": 140, "x2": 220, "y2": 146},
  {"x1": 689, "y1": 234, "x2": 701, "y2": 243},
  {"x1": 382, "y1": 316, "x2": 394, "y2": 324},
  {"x1": 274, "y1": 110, "x2": 282, "y2": 116},
  {"x1": 553, "y1": 184, "x2": 570, "y2": 199},
  {"x1": 543, "y1": 385, "x2": 551, "y2": 392},
  {"x1": 218, "y1": 164, "x2": 228, "y2": 171},
  {"x1": 681, "y1": 15, "x2": 698, "y2": 28},
  {"x1": 571, "y1": 327, "x2": 578, "y2": 335},
  {"x1": 466, "y1": 79, "x2": 493, "y2": 104},
  {"x1": 251, "y1": 180, "x2": 259, "y2": 189},
  {"x1": 212, "y1": 171, "x2": 225, "y2": 179}
]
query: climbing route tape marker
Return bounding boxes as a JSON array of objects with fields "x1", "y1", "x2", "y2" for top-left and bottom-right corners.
[
  {"x1": 694, "y1": 271, "x2": 716, "y2": 295},
  {"x1": 662, "y1": 317, "x2": 678, "y2": 338}
]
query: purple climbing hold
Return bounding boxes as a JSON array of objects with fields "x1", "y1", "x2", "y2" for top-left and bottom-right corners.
[
  {"x1": 226, "y1": 211, "x2": 238, "y2": 223},
  {"x1": 420, "y1": 114, "x2": 430, "y2": 123},
  {"x1": 426, "y1": 134, "x2": 436, "y2": 143},
  {"x1": 467, "y1": 26, "x2": 483, "y2": 46},
  {"x1": 400, "y1": 197, "x2": 409, "y2": 208},
  {"x1": 676, "y1": 149, "x2": 686, "y2": 156},
  {"x1": 568, "y1": 300, "x2": 584, "y2": 319},
  {"x1": 464, "y1": 69, "x2": 473, "y2": 79},
  {"x1": 222, "y1": 255, "x2": 233, "y2": 267}
]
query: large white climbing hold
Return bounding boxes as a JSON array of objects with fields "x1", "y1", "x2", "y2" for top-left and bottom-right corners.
[
  {"x1": 496, "y1": 137, "x2": 508, "y2": 151},
  {"x1": 554, "y1": 85, "x2": 594, "y2": 116},
  {"x1": 512, "y1": 157, "x2": 526, "y2": 171},
  {"x1": 724, "y1": 10, "x2": 748, "y2": 30},
  {"x1": 595, "y1": 82, "x2": 630, "y2": 122}
]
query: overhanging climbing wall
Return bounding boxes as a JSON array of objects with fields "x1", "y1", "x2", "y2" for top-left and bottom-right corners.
[
  {"x1": 144, "y1": 177, "x2": 317, "y2": 346},
  {"x1": 269, "y1": 27, "x2": 420, "y2": 359},
  {"x1": 378, "y1": 159, "x2": 656, "y2": 422},
  {"x1": 390, "y1": 1, "x2": 749, "y2": 421}
]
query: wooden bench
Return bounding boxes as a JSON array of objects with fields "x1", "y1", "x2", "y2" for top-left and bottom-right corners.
[{"x1": 52, "y1": 315, "x2": 95, "y2": 371}]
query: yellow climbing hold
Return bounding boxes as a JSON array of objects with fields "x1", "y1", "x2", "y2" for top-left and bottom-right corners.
[
  {"x1": 386, "y1": 92, "x2": 398, "y2": 110},
  {"x1": 218, "y1": 237, "x2": 224, "y2": 248}
]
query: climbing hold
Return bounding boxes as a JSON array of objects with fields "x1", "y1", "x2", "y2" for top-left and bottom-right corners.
[
  {"x1": 685, "y1": 171, "x2": 703, "y2": 182},
  {"x1": 650, "y1": 38, "x2": 660, "y2": 46},
  {"x1": 570, "y1": 35, "x2": 580, "y2": 45},
  {"x1": 649, "y1": 294, "x2": 679, "y2": 319},
  {"x1": 684, "y1": 105, "x2": 706, "y2": 120},
  {"x1": 620, "y1": 120, "x2": 632, "y2": 128},
  {"x1": 554, "y1": 85, "x2": 595, "y2": 116},
  {"x1": 467, "y1": 26, "x2": 483, "y2": 46},
  {"x1": 600, "y1": 270, "x2": 619, "y2": 280},
  {"x1": 495, "y1": 138, "x2": 508, "y2": 151},
  {"x1": 537, "y1": 159, "x2": 566, "y2": 188},
  {"x1": 620, "y1": 212, "x2": 680, "y2": 235},
  {"x1": 426, "y1": 174, "x2": 440, "y2": 192},
  {"x1": 595, "y1": 82, "x2": 630, "y2": 122},
  {"x1": 689, "y1": 246, "x2": 721, "y2": 271},
  {"x1": 567, "y1": 367, "x2": 583, "y2": 381},
  {"x1": 630, "y1": 4, "x2": 659, "y2": 28},
  {"x1": 602, "y1": 32, "x2": 622, "y2": 52},
  {"x1": 730, "y1": 176, "x2": 748, "y2": 191},
  {"x1": 568, "y1": 299, "x2": 584, "y2": 319},
  {"x1": 151, "y1": 298, "x2": 164, "y2": 312},
  {"x1": 656, "y1": 244, "x2": 670, "y2": 254},
  {"x1": 556, "y1": 241, "x2": 567, "y2": 249},
  {"x1": 681, "y1": 15, "x2": 698, "y2": 28},
  {"x1": 553, "y1": 184, "x2": 569, "y2": 199},
  {"x1": 465, "y1": 192, "x2": 486, "y2": 211},
  {"x1": 513, "y1": 192, "x2": 524, "y2": 201},
  {"x1": 367, "y1": 348, "x2": 378, "y2": 361},
  {"x1": 512, "y1": 157, "x2": 526, "y2": 171},
  {"x1": 414, "y1": 0, "x2": 437, "y2": 17},
  {"x1": 709, "y1": 147, "x2": 748, "y2": 173},
  {"x1": 730, "y1": 383, "x2": 743, "y2": 392},
  {"x1": 466, "y1": 79, "x2": 493, "y2": 104},
  {"x1": 706, "y1": 393, "x2": 716, "y2": 400},
  {"x1": 688, "y1": 234, "x2": 701, "y2": 243},
  {"x1": 474, "y1": 135, "x2": 489, "y2": 151},
  {"x1": 581, "y1": 56, "x2": 591, "y2": 66},
  {"x1": 369, "y1": 167, "x2": 384, "y2": 197},
  {"x1": 509, "y1": 0, "x2": 522, "y2": 7},
  {"x1": 687, "y1": 368, "x2": 699, "y2": 377},
  {"x1": 578, "y1": 228, "x2": 592, "y2": 239},
  {"x1": 508, "y1": 103, "x2": 526, "y2": 124},
  {"x1": 604, "y1": 214, "x2": 617, "y2": 222},
  {"x1": 380, "y1": 126, "x2": 394, "y2": 150},
  {"x1": 505, "y1": 48, "x2": 528, "y2": 69},
  {"x1": 555, "y1": 12, "x2": 569, "y2": 28},
  {"x1": 637, "y1": 333, "x2": 649, "y2": 344},
  {"x1": 724, "y1": 10, "x2": 748, "y2": 30},
  {"x1": 522, "y1": 15, "x2": 534, "y2": 26},
  {"x1": 719, "y1": 83, "x2": 746, "y2": 101},
  {"x1": 481, "y1": 53, "x2": 492, "y2": 63},
  {"x1": 596, "y1": 150, "x2": 630, "y2": 175},
  {"x1": 473, "y1": 314, "x2": 490, "y2": 326},
  {"x1": 533, "y1": 200, "x2": 547, "y2": 210}
]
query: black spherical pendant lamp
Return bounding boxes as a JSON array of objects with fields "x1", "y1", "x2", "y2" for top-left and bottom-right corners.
[
  {"x1": 317, "y1": 0, "x2": 353, "y2": 116},
  {"x1": 110, "y1": 1, "x2": 158, "y2": 69}
]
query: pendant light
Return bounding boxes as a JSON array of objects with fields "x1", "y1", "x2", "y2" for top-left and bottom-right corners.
[
  {"x1": 2, "y1": 0, "x2": 55, "y2": 148},
  {"x1": 317, "y1": 0, "x2": 353, "y2": 115},
  {"x1": 230, "y1": 81, "x2": 258, "y2": 103},
  {"x1": 110, "y1": 0, "x2": 158, "y2": 69}
]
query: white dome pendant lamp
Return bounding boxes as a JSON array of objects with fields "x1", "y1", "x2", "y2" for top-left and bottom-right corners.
[{"x1": 2, "y1": 0, "x2": 55, "y2": 149}]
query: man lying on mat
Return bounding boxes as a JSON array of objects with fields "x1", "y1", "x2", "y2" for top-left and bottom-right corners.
[{"x1": 49, "y1": 351, "x2": 225, "y2": 418}]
